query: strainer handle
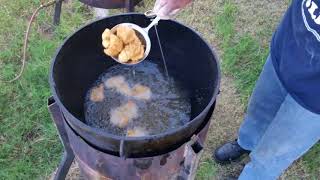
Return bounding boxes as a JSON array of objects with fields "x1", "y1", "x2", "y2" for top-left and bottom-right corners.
[
  {"x1": 144, "y1": 16, "x2": 161, "y2": 33},
  {"x1": 145, "y1": 10, "x2": 157, "y2": 18}
]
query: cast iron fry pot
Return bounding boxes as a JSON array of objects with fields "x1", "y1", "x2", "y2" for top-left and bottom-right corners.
[{"x1": 50, "y1": 13, "x2": 220, "y2": 158}]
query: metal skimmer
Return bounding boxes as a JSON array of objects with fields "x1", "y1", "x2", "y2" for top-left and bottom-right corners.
[{"x1": 109, "y1": 10, "x2": 170, "y2": 78}]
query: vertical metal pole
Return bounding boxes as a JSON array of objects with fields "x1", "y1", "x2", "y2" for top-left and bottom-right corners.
[
  {"x1": 48, "y1": 97, "x2": 75, "y2": 180},
  {"x1": 125, "y1": 0, "x2": 134, "y2": 12},
  {"x1": 53, "y1": 0, "x2": 63, "y2": 25}
]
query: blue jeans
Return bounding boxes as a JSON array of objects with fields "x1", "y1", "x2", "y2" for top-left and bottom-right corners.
[{"x1": 237, "y1": 56, "x2": 320, "y2": 180}]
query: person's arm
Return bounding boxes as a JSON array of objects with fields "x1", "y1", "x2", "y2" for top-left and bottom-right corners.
[{"x1": 153, "y1": 0, "x2": 192, "y2": 19}]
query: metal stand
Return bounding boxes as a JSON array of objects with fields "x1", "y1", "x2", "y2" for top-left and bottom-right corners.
[
  {"x1": 125, "y1": 0, "x2": 135, "y2": 12},
  {"x1": 48, "y1": 96, "x2": 215, "y2": 180},
  {"x1": 53, "y1": 0, "x2": 63, "y2": 25},
  {"x1": 48, "y1": 97, "x2": 75, "y2": 180},
  {"x1": 53, "y1": 0, "x2": 136, "y2": 25}
]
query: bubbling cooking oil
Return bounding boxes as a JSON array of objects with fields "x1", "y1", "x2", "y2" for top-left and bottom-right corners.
[{"x1": 84, "y1": 61, "x2": 191, "y2": 136}]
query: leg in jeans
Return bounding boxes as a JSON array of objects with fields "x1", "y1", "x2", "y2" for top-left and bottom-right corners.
[
  {"x1": 238, "y1": 95, "x2": 320, "y2": 180},
  {"x1": 238, "y1": 55, "x2": 287, "y2": 151}
]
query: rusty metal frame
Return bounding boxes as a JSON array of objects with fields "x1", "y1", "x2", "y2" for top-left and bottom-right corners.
[
  {"x1": 53, "y1": 0, "x2": 63, "y2": 25},
  {"x1": 52, "y1": 0, "x2": 139, "y2": 25},
  {"x1": 48, "y1": 95, "x2": 214, "y2": 179},
  {"x1": 48, "y1": 97, "x2": 75, "y2": 180}
]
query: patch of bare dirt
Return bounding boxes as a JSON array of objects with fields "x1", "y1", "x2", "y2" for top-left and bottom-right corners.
[
  {"x1": 202, "y1": 75, "x2": 247, "y2": 179},
  {"x1": 22, "y1": 127, "x2": 41, "y2": 141}
]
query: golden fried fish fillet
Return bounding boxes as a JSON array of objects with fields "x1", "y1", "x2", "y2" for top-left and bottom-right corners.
[
  {"x1": 118, "y1": 42, "x2": 144, "y2": 63},
  {"x1": 104, "y1": 76, "x2": 152, "y2": 100},
  {"x1": 102, "y1": 26, "x2": 145, "y2": 63},
  {"x1": 131, "y1": 84, "x2": 152, "y2": 100},
  {"x1": 90, "y1": 84, "x2": 105, "y2": 102},
  {"x1": 117, "y1": 25, "x2": 137, "y2": 44},
  {"x1": 102, "y1": 29, "x2": 123, "y2": 57},
  {"x1": 104, "y1": 75, "x2": 132, "y2": 96},
  {"x1": 102, "y1": 29, "x2": 112, "y2": 41},
  {"x1": 104, "y1": 34, "x2": 123, "y2": 57},
  {"x1": 110, "y1": 101, "x2": 138, "y2": 128}
]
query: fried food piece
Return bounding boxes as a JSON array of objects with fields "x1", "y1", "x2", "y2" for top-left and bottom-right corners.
[
  {"x1": 117, "y1": 25, "x2": 136, "y2": 44},
  {"x1": 127, "y1": 127, "x2": 148, "y2": 137},
  {"x1": 117, "y1": 50, "x2": 130, "y2": 63},
  {"x1": 132, "y1": 35, "x2": 142, "y2": 45},
  {"x1": 131, "y1": 45, "x2": 144, "y2": 62},
  {"x1": 104, "y1": 76, "x2": 132, "y2": 96},
  {"x1": 131, "y1": 84, "x2": 152, "y2": 100},
  {"x1": 90, "y1": 84, "x2": 105, "y2": 102},
  {"x1": 104, "y1": 34, "x2": 123, "y2": 57},
  {"x1": 105, "y1": 75, "x2": 125, "y2": 88},
  {"x1": 105, "y1": 76, "x2": 152, "y2": 100},
  {"x1": 118, "y1": 42, "x2": 145, "y2": 63},
  {"x1": 102, "y1": 26, "x2": 145, "y2": 63},
  {"x1": 110, "y1": 101, "x2": 138, "y2": 128},
  {"x1": 102, "y1": 29, "x2": 123, "y2": 57},
  {"x1": 102, "y1": 29, "x2": 112, "y2": 41}
]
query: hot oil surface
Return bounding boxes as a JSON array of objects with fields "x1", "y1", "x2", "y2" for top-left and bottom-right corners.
[{"x1": 85, "y1": 61, "x2": 191, "y2": 136}]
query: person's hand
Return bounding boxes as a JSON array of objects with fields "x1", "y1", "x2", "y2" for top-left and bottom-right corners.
[{"x1": 153, "y1": 0, "x2": 192, "y2": 19}]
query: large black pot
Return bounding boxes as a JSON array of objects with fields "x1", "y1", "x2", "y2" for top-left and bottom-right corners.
[{"x1": 50, "y1": 13, "x2": 220, "y2": 158}]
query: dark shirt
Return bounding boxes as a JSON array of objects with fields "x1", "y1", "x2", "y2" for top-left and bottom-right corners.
[{"x1": 271, "y1": 0, "x2": 320, "y2": 114}]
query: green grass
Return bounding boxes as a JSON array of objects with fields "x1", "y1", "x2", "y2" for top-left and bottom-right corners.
[
  {"x1": 215, "y1": 1, "x2": 268, "y2": 103},
  {"x1": 0, "y1": 0, "x2": 92, "y2": 179},
  {"x1": 215, "y1": 1, "x2": 320, "y2": 177},
  {"x1": 303, "y1": 144, "x2": 320, "y2": 178},
  {"x1": 196, "y1": 158, "x2": 216, "y2": 180}
]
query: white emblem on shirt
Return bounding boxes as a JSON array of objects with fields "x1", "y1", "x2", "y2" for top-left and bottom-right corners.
[{"x1": 302, "y1": 0, "x2": 320, "y2": 41}]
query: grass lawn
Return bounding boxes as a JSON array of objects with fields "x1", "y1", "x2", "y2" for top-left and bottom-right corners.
[
  {"x1": 0, "y1": 0, "x2": 319, "y2": 179},
  {"x1": 0, "y1": 0, "x2": 92, "y2": 178}
]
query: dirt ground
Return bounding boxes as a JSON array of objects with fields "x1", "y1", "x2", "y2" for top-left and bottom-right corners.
[{"x1": 203, "y1": 75, "x2": 247, "y2": 179}]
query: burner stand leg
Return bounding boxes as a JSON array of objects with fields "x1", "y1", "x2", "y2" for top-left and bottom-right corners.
[
  {"x1": 53, "y1": 0, "x2": 63, "y2": 25},
  {"x1": 125, "y1": 0, "x2": 135, "y2": 12},
  {"x1": 48, "y1": 97, "x2": 75, "y2": 180}
]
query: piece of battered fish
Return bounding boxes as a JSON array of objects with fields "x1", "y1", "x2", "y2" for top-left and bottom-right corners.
[
  {"x1": 90, "y1": 84, "x2": 105, "y2": 102},
  {"x1": 104, "y1": 75, "x2": 132, "y2": 96},
  {"x1": 118, "y1": 42, "x2": 144, "y2": 63},
  {"x1": 110, "y1": 101, "x2": 138, "y2": 128},
  {"x1": 102, "y1": 29, "x2": 123, "y2": 57},
  {"x1": 117, "y1": 25, "x2": 137, "y2": 44},
  {"x1": 131, "y1": 84, "x2": 152, "y2": 100}
]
